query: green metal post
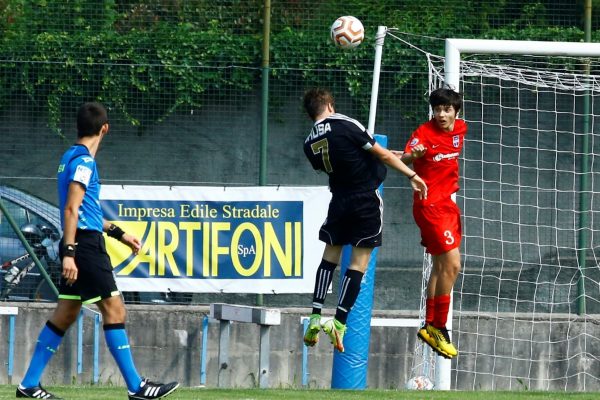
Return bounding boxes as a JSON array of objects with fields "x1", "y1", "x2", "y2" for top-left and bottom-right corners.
[
  {"x1": 0, "y1": 198, "x2": 59, "y2": 297},
  {"x1": 260, "y1": 0, "x2": 271, "y2": 188},
  {"x1": 257, "y1": 0, "x2": 271, "y2": 307},
  {"x1": 577, "y1": 0, "x2": 592, "y2": 315}
]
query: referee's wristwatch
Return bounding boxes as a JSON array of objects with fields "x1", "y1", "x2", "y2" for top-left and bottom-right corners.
[{"x1": 63, "y1": 243, "x2": 76, "y2": 258}]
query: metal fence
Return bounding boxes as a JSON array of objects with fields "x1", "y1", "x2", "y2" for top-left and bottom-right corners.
[{"x1": 0, "y1": 1, "x2": 593, "y2": 307}]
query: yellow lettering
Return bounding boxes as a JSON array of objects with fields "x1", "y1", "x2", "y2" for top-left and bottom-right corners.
[
  {"x1": 137, "y1": 208, "x2": 148, "y2": 220},
  {"x1": 118, "y1": 222, "x2": 156, "y2": 275},
  {"x1": 222, "y1": 205, "x2": 232, "y2": 218},
  {"x1": 193, "y1": 204, "x2": 217, "y2": 218},
  {"x1": 117, "y1": 204, "x2": 175, "y2": 221},
  {"x1": 158, "y1": 222, "x2": 180, "y2": 276},
  {"x1": 203, "y1": 222, "x2": 210, "y2": 277},
  {"x1": 220, "y1": 205, "x2": 280, "y2": 219},
  {"x1": 264, "y1": 222, "x2": 292, "y2": 277},
  {"x1": 211, "y1": 222, "x2": 230, "y2": 276},
  {"x1": 180, "y1": 204, "x2": 191, "y2": 218},
  {"x1": 294, "y1": 222, "x2": 302, "y2": 276},
  {"x1": 231, "y1": 223, "x2": 263, "y2": 277},
  {"x1": 180, "y1": 203, "x2": 218, "y2": 219},
  {"x1": 180, "y1": 222, "x2": 201, "y2": 276},
  {"x1": 113, "y1": 218, "x2": 303, "y2": 280}
]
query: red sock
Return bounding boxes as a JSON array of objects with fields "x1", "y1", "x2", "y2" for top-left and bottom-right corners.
[
  {"x1": 433, "y1": 294, "x2": 451, "y2": 328},
  {"x1": 425, "y1": 298, "x2": 434, "y2": 325}
]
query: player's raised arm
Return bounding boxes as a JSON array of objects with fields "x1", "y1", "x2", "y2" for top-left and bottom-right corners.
[{"x1": 368, "y1": 142, "x2": 427, "y2": 199}]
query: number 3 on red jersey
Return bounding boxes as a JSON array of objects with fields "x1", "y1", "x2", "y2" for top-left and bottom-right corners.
[{"x1": 444, "y1": 230, "x2": 455, "y2": 245}]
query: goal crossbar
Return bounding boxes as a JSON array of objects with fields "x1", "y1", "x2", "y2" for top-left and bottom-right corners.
[{"x1": 445, "y1": 39, "x2": 600, "y2": 89}]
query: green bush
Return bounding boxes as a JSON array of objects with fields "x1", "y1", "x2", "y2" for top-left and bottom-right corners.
[{"x1": 0, "y1": 1, "x2": 589, "y2": 135}]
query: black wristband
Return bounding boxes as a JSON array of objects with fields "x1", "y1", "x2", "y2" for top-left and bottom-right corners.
[
  {"x1": 408, "y1": 173, "x2": 417, "y2": 180},
  {"x1": 107, "y1": 223, "x2": 125, "y2": 240},
  {"x1": 63, "y1": 243, "x2": 76, "y2": 258}
]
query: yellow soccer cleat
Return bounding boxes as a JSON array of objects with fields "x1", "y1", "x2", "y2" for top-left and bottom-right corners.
[
  {"x1": 417, "y1": 324, "x2": 438, "y2": 351},
  {"x1": 426, "y1": 324, "x2": 458, "y2": 358},
  {"x1": 322, "y1": 318, "x2": 347, "y2": 352},
  {"x1": 303, "y1": 314, "x2": 321, "y2": 347}
]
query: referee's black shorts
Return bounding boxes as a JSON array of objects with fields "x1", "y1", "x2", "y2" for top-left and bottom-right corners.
[
  {"x1": 58, "y1": 229, "x2": 120, "y2": 304},
  {"x1": 319, "y1": 189, "x2": 383, "y2": 248}
]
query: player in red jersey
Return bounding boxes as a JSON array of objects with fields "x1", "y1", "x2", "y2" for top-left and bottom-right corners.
[{"x1": 397, "y1": 87, "x2": 466, "y2": 358}]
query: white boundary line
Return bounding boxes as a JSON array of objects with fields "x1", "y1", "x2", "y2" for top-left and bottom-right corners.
[{"x1": 300, "y1": 316, "x2": 420, "y2": 327}]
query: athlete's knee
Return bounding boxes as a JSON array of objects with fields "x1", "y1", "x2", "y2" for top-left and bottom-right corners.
[
  {"x1": 50, "y1": 311, "x2": 78, "y2": 331},
  {"x1": 436, "y1": 258, "x2": 460, "y2": 281},
  {"x1": 101, "y1": 308, "x2": 126, "y2": 324},
  {"x1": 50, "y1": 301, "x2": 81, "y2": 329},
  {"x1": 98, "y1": 297, "x2": 127, "y2": 323},
  {"x1": 349, "y1": 263, "x2": 368, "y2": 273},
  {"x1": 441, "y1": 257, "x2": 460, "y2": 276},
  {"x1": 350, "y1": 247, "x2": 373, "y2": 272},
  {"x1": 450, "y1": 259, "x2": 461, "y2": 275}
]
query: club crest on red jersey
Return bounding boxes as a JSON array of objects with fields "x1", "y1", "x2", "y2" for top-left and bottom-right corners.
[
  {"x1": 453, "y1": 135, "x2": 460, "y2": 148},
  {"x1": 410, "y1": 138, "x2": 419, "y2": 146}
]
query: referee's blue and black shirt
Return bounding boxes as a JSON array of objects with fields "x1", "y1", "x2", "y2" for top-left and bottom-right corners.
[{"x1": 57, "y1": 144, "x2": 103, "y2": 232}]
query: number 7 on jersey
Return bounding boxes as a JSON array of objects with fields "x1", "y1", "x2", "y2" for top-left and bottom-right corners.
[{"x1": 311, "y1": 138, "x2": 333, "y2": 173}]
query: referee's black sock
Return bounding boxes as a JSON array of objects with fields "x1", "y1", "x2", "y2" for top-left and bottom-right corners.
[
  {"x1": 311, "y1": 259, "x2": 337, "y2": 315},
  {"x1": 335, "y1": 269, "x2": 364, "y2": 325}
]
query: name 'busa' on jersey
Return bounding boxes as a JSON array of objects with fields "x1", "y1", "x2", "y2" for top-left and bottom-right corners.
[{"x1": 303, "y1": 113, "x2": 386, "y2": 195}]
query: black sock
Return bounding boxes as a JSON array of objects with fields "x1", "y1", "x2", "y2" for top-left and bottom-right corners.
[
  {"x1": 311, "y1": 259, "x2": 337, "y2": 315},
  {"x1": 335, "y1": 269, "x2": 364, "y2": 324}
]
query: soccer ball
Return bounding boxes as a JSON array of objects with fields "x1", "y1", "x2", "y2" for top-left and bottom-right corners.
[
  {"x1": 405, "y1": 375, "x2": 434, "y2": 390},
  {"x1": 330, "y1": 16, "x2": 364, "y2": 49}
]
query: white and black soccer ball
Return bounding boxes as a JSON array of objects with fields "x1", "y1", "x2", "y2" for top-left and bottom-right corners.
[
  {"x1": 405, "y1": 375, "x2": 434, "y2": 390},
  {"x1": 330, "y1": 16, "x2": 364, "y2": 49}
]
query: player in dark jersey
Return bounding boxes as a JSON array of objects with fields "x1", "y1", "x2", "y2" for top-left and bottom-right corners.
[
  {"x1": 397, "y1": 87, "x2": 467, "y2": 359},
  {"x1": 17, "y1": 103, "x2": 179, "y2": 400},
  {"x1": 302, "y1": 88, "x2": 427, "y2": 352}
]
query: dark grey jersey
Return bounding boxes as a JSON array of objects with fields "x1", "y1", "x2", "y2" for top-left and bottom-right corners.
[{"x1": 303, "y1": 113, "x2": 387, "y2": 194}]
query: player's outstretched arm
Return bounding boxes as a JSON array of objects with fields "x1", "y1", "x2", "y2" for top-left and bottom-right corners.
[
  {"x1": 390, "y1": 149, "x2": 404, "y2": 158},
  {"x1": 368, "y1": 143, "x2": 427, "y2": 199}
]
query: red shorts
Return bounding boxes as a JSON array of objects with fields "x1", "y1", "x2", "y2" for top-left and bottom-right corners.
[{"x1": 413, "y1": 196, "x2": 461, "y2": 256}]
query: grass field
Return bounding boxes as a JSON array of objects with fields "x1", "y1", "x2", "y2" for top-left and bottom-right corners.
[{"x1": 2, "y1": 386, "x2": 600, "y2": 400}]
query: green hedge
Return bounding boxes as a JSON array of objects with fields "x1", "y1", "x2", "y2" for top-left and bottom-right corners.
[{"x1": 0, "y1": 1, "x2": 590, "y2": 135}]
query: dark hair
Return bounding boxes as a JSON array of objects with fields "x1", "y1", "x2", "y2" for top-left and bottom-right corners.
[
  {"x1": 77, "y1": 102, "x2": 108, "y2": 138},
  {"x1": 429, "y1": 88, "x2": 463, "y2": 115},
  {"x1": 303, "y1": 88, "x2": 335, "y2": 120}
]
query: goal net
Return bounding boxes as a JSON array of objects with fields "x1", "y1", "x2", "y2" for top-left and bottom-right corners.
[{"x1": 411, "y1": 41, "x2": 600, "y2": 391}]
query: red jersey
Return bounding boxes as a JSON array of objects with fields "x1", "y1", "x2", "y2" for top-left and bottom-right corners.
[{"x1": 404, "y1": 119, "x2": 467, "y2": 205}]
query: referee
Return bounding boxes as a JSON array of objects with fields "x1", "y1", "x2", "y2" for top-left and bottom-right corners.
[{"x1": 17, "y1": 102, "x2": 179, "y2": 400}]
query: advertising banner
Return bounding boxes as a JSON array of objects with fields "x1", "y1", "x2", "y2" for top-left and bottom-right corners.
[{"x1": 101, "y1": 185, "x2": 330, "y2": 293}]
